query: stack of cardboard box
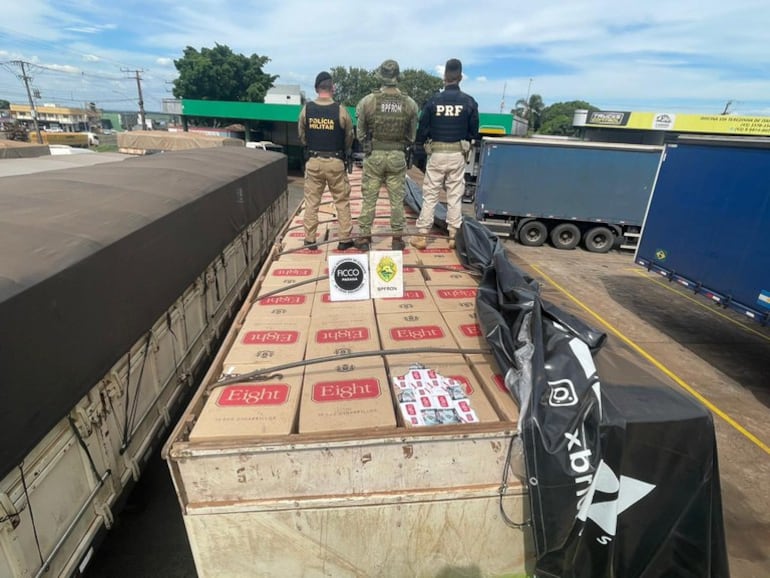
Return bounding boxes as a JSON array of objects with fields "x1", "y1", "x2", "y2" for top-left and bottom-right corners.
[{"x1": 190, "y1": 177, "x2": 517, "y2": 443}]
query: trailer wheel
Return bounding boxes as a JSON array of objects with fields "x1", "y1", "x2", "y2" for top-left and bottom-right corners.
[
  {"x1": 550, "y1": 223, "x2": 581, "y2": 250},
  {"x1": 583, "y1": 226, "x2": 614, "y2": 253},
  {"x1": 518, "y1": 221, "x2": 547, "y2": 246}
]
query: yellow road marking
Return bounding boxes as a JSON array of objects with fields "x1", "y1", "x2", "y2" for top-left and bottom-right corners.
[
  {"x1": 632, "y1": 269, "x2": 770, "y2": 343},
  {"x1": 530, "y1": 264, "x2": 770, "y2": 456}
]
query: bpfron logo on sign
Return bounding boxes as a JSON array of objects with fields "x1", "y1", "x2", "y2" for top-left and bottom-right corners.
[
  {"x1": 328, "y1": 254, "x2": 370, "y2": 301},
  {"x1": 370, "y1": 250, "x2": 403, "y2": 299}
]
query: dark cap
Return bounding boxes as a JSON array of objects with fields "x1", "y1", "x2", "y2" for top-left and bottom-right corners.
[
  {"x1": 377, "y1": 59, "x2": 400, "y2": 86},
  {"x1": 444, "y1": 58, "x2": 462, "y2": 83},
  {"x1": 314, "y1": 71, "x2": 332, "y2": 90}
]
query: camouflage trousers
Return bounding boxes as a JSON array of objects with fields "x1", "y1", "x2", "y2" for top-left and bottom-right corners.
[
  {"x1": 357, "y1": 150, "x2": 407, "y2": 236},
  {"x1": 303, "y1": 157, "x2": 352, "y2": 242}
]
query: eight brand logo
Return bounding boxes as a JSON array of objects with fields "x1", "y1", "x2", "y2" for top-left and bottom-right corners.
[
  {"x1": 217, "y1": 384, "x2": 290, "y2": 406},
  {"x1": 332, "y1": 259, "x2": 365, "y2": 293},
  {"x1": 316, "y1": 327, "x2": 369, "y2": 343},
  {"x1": 577, "y1": 460, "x2": 656, "y2": 539},
  {"x1": 312, "y1": 378, "x2": 381, "y2": 402},
  {"x1": 388, "y1": 290, "x2": 424, "y2": 301},
  {"x1": 273, "y1": 267, "x2": 313, "y2": 277},
  {"x1": 460, "y1": 323, "x2": 482, "y2": 337},
  {"x1": 242, "y1": 330, "x2": 299, "y2": 345},
  {"x1": 390, "y1": 326, "x2": 444, "y2": 341},
  {"x1": 436, "y1": 288, "x2": 477, "y2": 299},
  {"x1": 259, "y1": 295, "x2": 306, "y2": 306},
  {"x1": 548, "y1": 378, "x2": 578, "y2": 407}
]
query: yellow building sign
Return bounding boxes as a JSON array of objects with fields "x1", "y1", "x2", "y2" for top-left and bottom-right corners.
[{"x1": 585, "y1": 110, "x2": 770, "y2": 136}]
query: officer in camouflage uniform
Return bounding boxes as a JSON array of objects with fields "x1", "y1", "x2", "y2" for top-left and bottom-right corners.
[
  {"x1": 354, "y1": 59, "x2": 418, "y2": 251},
  {"x1": 298, "y1": 71, "x2": 355, "y2": 250},
  {"x1": 411, "y1": 58, "x2": 479, "y2": 250}
]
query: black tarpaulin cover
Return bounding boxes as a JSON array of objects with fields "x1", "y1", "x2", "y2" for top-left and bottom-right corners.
[
  {"x1": 455, "y1": 217, "x2": 729, "y2": 577},
  {"x1": 0, "y1": 148, "x2": 287, "y2": 479}
]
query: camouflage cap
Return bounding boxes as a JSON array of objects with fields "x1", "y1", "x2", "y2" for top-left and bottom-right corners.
[{"x1": 377, "y1": 59, "x2": 400, "y2": 86}]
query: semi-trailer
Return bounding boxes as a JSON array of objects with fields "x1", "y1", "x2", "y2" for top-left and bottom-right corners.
[{"x1": 475, "y1": 137, "x2": 663, "y2": 251}]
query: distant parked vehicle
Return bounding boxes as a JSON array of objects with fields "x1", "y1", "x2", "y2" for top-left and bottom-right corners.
[
  {"x1": 474, "y1": 137, "x2": 663, "y2": 252},
  {"x1": 636, "y1": 135, "x2": 770, "y2": 325},
  {"x1": 246, "y1": 140, "x2": 283, "y2": 153}
]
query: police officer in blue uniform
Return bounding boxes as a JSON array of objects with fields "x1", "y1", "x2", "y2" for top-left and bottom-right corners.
[{"x1": 411, "y1": 58, "x2": 479, "y2": 249}]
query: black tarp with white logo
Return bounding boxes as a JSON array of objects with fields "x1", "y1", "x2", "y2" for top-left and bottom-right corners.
[{"x1": 455, "y1": 217, "x2": 729, "y2": 577}]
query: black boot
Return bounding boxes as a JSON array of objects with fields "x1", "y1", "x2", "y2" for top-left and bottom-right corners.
[
  {"x1": 354, "y1": 236, "x2": 371, "y2": 251},
  {"x1": 391, "y1": 236, "x2": 405, "y2": 251}
]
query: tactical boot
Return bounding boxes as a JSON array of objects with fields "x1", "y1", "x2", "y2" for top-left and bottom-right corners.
[
  {"x1": 448, "y1": 226, "x2": 457, "y2": 249},
  {"x1": 391, "y1": 236, "x2": 405, "y2": 251},
  {"x1": 354, "y1": 236, "x2": 371, "y2": 252},
  {"x1": 409, "y1": 230, "x2": 428, "y2": 250}
]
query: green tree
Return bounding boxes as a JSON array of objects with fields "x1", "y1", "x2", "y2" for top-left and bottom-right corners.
[
  {"x1": 330, "y1": 66, "x2": 443, "y2": 108},
  {"x1": 0, "y1": 99, "x2": 10, "y2": 110},
  {"x1": 514, "y1": 94, "x2": 545, "y2": 132},
  {"x1": 539, "y1": 100, "x2": 599, "y2": 136},
  {"x1": 172, "y1": 44, "x2": 277, "y2": 102},
  {"x1": 398, "y1": 69, "x2": 443, "y2": 108},
  {"x1": 329, "y1": 66, "x2": 377, "y2": 107}
]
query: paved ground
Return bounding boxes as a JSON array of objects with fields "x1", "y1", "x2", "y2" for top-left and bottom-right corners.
[{"x1": 85, "y1": 171, "x2": 769, "y2": 577}]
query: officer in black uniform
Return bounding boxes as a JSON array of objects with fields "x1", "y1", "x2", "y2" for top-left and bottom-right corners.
[
  {"x1": 411, "y1": 58, "x2": 479, "y2": 249},
  {"x1": 298, "y1": 71, "x2": 355, "y2": 250}
]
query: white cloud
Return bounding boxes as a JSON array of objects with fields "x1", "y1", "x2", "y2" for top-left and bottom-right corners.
[{"x1": 1, "y1": 0, "x2": 769, "y2": 114}]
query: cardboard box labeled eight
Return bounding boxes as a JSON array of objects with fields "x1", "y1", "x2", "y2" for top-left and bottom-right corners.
[
  {"x1": 299, "y1": 360, "x2": 396, "y2": 434},
  {"x1": 189, "y1": 369, "x2": 304, "y2": 441}
]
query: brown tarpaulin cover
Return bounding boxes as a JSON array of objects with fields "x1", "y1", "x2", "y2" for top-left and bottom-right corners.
[
  {"x1": 117, "y1": 130, "x2": 244, "y2": 153},
  {"x1": 0, "y1": 147, "x2": 286, "y2": 477},
  {"x1": 0, "y1": 139, "x2": 51, "y2": 158}
]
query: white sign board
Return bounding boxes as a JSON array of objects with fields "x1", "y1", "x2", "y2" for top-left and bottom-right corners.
[
  {"x1": 328, "y1": 254, "x2": 370, "y2": 301},
  {"x1": 369, "y1": 250, "x2": 404, "y2": 299}
]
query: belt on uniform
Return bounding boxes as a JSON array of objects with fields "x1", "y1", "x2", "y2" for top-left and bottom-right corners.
[
  {"x1": 309, "y1": 150, "x2": 344, "y2": 159},
  {"x1": 430, "y1": 141, "x2": 463, "y2": 152},
  {"x1": 370, "y1": 141, "x2": 405, "y2": 151}
]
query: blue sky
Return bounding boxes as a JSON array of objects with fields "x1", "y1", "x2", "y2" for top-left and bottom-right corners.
[{"x1": 1, "y1": 0, "x2": 769, "y2": 117}]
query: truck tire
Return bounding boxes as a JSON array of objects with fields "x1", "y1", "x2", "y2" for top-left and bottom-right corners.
[
  {"x1": 583, "y1": 226, "x2": 614, "y2": 253},
  {"x1": 518, "y1": 220, "x2": 547, "y2": 246},
  {"x1": 550, "y1": 223, "x2": 581, "y2": 250}
]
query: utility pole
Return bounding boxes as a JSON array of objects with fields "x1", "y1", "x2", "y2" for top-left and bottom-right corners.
[
  {"x1": 524, "y1": 78, "x2": 534, "y2": 130},
  {"x1": 123, "y1": 68, "x2": 146, "y2": 129},
  {"x1": 12, "y1": 60, "x2": 43, "y2": 143},
  {"x1": 524, "y1": 78, "x2": 533, "y2": 110},
  {"x1": 500, "y1": 82, "x2": 507, "y2": 114}
]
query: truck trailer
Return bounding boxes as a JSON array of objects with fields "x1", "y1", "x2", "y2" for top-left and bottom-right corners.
[
  {"x1": 636, "y1": 135, "x2": 770, "y2": 325},
  {"x1": 474, "y1": 137, "x2": 663, "y2": 251},
  {"x1": 163, "y1": 171, "x2": 727, "y2": 578},
  {"x1": 0, "y1": 148, "x2": 288, "y2": 577}
]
